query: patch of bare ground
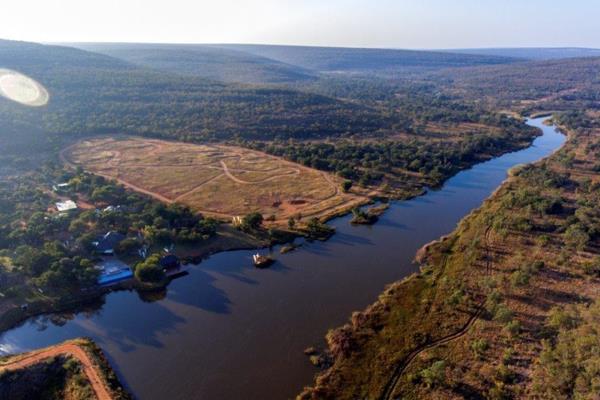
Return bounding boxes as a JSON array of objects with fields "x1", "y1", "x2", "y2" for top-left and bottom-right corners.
[{"x1": 61, "y1": 137, "x2": 367, "y2": 226}]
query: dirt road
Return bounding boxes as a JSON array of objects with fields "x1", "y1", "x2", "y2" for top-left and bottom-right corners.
[
  {"x1": 380, "y1": 226, "x2": 494, "y2": 400},
  {"x1": 0, "y1": 343, "x2": 113, "y2": 400}
]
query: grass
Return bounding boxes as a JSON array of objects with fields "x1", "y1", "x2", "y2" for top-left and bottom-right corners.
[
  {"x1": 300, "y1": 114, "x2": 600, "y2": 399},
  {"x1": 63, "y1": 136, "x2": 363, "y2": 225}
]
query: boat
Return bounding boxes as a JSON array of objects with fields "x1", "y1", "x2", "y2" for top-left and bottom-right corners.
[{"x1": 253, "y1": 253, "x2": 274, "y2": 268}]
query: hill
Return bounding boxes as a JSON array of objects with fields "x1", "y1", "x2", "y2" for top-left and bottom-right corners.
[
  {"x1": 0, "y1": 39, "x2": 388, "y2": 143},
  {"x1": 437, "y1": 56, "x2": 600, "y2": 112},
  {"x1": 214, "y1": 44, "x2": 520, "y2": 74},
  {"x1": 442, "y1": 47, "x2": 600, "y2": 60},
  {"x1": 71, "y1": 43, "x2": 317, "y2": 84}
]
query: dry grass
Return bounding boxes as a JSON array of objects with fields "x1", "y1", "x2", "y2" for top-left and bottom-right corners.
[
  {"x1": 300, "y1": 118, "x2": 600, "y2": 399},
  {"x1": 62, "y1": 137, "x2": 364, "y2": 224}
]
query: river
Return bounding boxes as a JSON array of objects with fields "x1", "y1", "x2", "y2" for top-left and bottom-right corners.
[{"x1": 0, "y1": 117, "x2": 564, "y2": 399}]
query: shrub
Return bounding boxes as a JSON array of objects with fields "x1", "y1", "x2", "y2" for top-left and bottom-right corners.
[
  {"x1": 471, "y1": 338, "x2": 489, "y2": 358},
  {"x1": 495, "y1": 364, "x2": 516, "y2": 384},
  {"x1": 504, "y1": 320, "x2": 521, "y2": 337},
  {"x1": 581, "y1": 257, "x2": 600, "y2": 276},
  {"x1": 564, "y1": 223, "x2": 590, "y2": 250},
  {"x1": 241, "y1": 212, "x2": 264, "y2": 231},
  {"x1": 420, "y1": 360, "x2": 447, "y2": 389},
  {"x1": 448, "y1": 289, "x2": 464, "y2": 306},
  {"x1": 287, "y1": 217, "x2": 296, "y2": 229},
  {"x1": 510, "y1": 269, "x2": 531, "y2": 287},
  {"x1": 341, "y1": 180, "x2": 352, "y2": 192},
  {"x1": 494, "y1": 304, "x2": 514, "y2": 324},
  {"x1": 485, "y1": 290, "x2": 502, "y2": 315},
  {"x1": 502, "y1": 348, "x2": 515, "y2": 365}
]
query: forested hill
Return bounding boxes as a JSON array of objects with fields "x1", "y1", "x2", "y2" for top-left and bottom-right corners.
[
  {"x1": 213, "y1": 44, "x2": 520, "y2": 74},
  {"x1": 71, "y1": 43, "x2": 317, "y2": 84},
  {"x1": 436, "y1": 56, "x2": 600, "y2": 112},
  {"x1": 442, "y1": 47, "x2": 600, "y2": 60},
  {"x1": 0, "y1": 40, "x2": 393, "y2": 142}
]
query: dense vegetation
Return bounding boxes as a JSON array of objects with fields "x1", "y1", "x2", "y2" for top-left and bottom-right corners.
[
  {"x1": 0, "y1": 355, "x2": 94, "y2": 400},
  {"x1": 437, "y1": 56, "x2": 600, "y2": 113},
  {"x1": 0, "y1": 39, "x2": 543, "y2": 197},
  {"x1": 0, "y1": 40, "x2": 390, "y2": 142},
  {"x1": 252, "y1": 115, "x2": 534, "y2": 187},
  {"x1": 0, "y1": 162, "x2": 217, "y2": 297}
]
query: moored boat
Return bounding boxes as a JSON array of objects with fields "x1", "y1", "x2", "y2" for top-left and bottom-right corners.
[{"x1": 253, "y1": 253, "x2": 274, "y2": 268}]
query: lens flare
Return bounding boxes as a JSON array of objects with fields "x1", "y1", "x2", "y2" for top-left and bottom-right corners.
[{"x1": 0, "y1": 69, "x2": 49, "y2": 106}]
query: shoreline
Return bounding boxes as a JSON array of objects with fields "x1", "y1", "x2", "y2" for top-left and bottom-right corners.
[
  {"x1": 299, "y1": 116, "x2": 569, "y2": 398},
  {"x1": 0, "y1": 120, "x2": 543, "y2": 343}
]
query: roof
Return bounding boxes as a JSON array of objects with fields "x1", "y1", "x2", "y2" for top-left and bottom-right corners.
[
  {"x1": 96, "y1": 258, "x2": 133, "y2": 286},
  {"x1": 160, "y1": 254, "x2": 180, "y2": 269},
  {"x1": 55, "y1": 200, "x2": 77, "y2": 212},
  {"x1": 95, "y1": 231, "x2": 126, "y2": 253}
]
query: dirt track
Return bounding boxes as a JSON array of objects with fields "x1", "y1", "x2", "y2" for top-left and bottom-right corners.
[
  {"x1": 0, "y1": 343, "x2": 113, "y2": 400},
  {"x1": 380, "y1": 226, "x2": 494, "y2": 400},
  {"x1": 60, "y1": 138, "x2": 370, "y2": 224}
]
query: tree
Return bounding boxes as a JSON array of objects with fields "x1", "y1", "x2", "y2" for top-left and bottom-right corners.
[
  {"x1": 115, "y1": 238, "x2": 140, "y2": 256},
  {"x1": 241, "y1": 212, "x2": 263, "y2": 231},
  {"x1": 341, "y1": 180, "x2": 352, "y2": 192},
  {"x1": 288, "y1": 217, "x2": 296, "y2": 230},
  {"x1": 15, "y1": 245, "x2": 52, "y2": 276},
  {"x1": 135, "y1": 254, "x2": 165, "y2": 283}
]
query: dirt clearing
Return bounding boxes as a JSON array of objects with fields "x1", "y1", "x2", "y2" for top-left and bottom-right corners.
[{"x1": 62, "y1": 137, "x2": 365, "y2": 223}]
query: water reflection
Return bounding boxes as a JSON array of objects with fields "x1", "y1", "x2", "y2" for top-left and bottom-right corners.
[{"x1": 0, "y1": 118, "x2": 565, "y2": 400}]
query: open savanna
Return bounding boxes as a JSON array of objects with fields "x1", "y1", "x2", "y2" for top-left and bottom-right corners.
[
  {"x1": 62, "y1": 137, "x2": 365, "y2": 224},
  {"x1": 300, "y1": 113, "x2": 600, "y2": 399}
]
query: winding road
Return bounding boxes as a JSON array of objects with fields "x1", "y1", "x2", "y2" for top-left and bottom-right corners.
[
  {"x1": 0, "y1": 342, "x2": 113, "y2": 400},
  {"x1": 380, "y1": 226, "x2": 493, "y2": 400}
]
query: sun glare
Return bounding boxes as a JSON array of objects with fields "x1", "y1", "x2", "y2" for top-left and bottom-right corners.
[{"x1": 0, "y1": 69, "x2": 49, "y2": 106}]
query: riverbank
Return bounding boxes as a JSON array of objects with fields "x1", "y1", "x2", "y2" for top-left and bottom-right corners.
[
  {"x1": 0, "y1": 117, "x2": 559, "y2": 400},
  {"x1": 298, "y1": 118, "x2": 597, "y2": 399},
  {"x1": 0, "y1": 338, "x2": 131, "y2": 400}
]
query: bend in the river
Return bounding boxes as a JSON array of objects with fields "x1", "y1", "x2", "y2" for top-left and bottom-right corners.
[{"x1": 0, "y1": 117, "x2": 565, "y2": 400}]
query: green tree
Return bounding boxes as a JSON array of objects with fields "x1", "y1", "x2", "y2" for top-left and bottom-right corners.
[
  {"x1": 241, "y1": 212, "x2": 263, "y2": 231},
  {"x1": 135, "y1": 254, "x2": 166, "y2": 283},
  {"x1": 341, "y1": 180, "x2": 352, "y2": 192}
]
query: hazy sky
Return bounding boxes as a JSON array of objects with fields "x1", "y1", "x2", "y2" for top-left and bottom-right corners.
[{"x1": 2, "y1": 0, "x2": 599, "y2": 48}]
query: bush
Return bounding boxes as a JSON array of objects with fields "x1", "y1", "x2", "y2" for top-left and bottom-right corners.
[
  {"x1": 504, "y1": 320, "x2": 521, "y2": 337},
  {"x1": 471, "y1": 338, "x2": 489, "y2": 358},
  {"x1": 420, "y1": 360, "x2": 447, "y2": 389},
  {"x1": 241, "y1": 212, "x2": 263, "y2": 232},
  {"x1": 564, "y1": 223, "x2": 590, "y2": 250},
  {"x1": 494, "y1": 304, "x2": 514, "y2": 324},
  {"x1": 341, "y1": 180, "x2": 352, "y2": 192},
  {"x1": 502, "y1": 348, "x2": 515, "y2": 365},
  {"x1": 510, "y1": 269, "x2": 531, "y2": 287},
  {"x1": 448, "y1": 289, "x2": 464, "y2": 306}
]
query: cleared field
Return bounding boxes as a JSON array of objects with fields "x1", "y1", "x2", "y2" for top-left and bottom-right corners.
[{"x1": 62, "y1": 137, "x2": 364, "y2": 223}]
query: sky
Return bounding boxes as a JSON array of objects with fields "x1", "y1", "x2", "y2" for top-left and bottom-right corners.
[{"x1": 2, "y1": 0, "x2": 599, "y2": 49}]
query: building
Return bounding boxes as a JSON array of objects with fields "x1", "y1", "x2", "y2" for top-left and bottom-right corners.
[
  {"x1": 93, "y1": 231, "x2": 126, "y2": 255},
  {"x1": 159, "y1": 254, "x2": 180, "y2": 270},
  {"x1": 52, "y1": 183, "x2": 70, "y2": 192},
  {"x1": 55, "y1": 200, "x2": 77, "y2": 212},
  {"x1": 95, "y1": 258, "x2": 133, "y2": 286}
]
